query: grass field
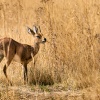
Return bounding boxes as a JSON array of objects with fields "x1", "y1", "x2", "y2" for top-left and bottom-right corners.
[{"x1": 0, "y1": 0, "x2": 100, "y2": 99}]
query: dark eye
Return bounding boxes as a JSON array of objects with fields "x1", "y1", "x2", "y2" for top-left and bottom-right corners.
[{"x1": 36, "y1": 36, "x2": 41, "y2": 39}]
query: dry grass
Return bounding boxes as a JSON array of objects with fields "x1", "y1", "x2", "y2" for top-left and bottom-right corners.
[
  {"x1": 0, "y1": 85, "x2": 99, "y2": 100},
  {"x1": 0, "y1": 0, "x2": 100, "y2": 99}
]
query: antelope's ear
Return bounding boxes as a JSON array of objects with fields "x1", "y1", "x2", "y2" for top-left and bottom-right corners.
[
  {"x1": 33, "y1": 26, "x2": 38, "y2": 34},
  {"x1": 27, "y1": 27, "x2": 35, "y2": 35}
]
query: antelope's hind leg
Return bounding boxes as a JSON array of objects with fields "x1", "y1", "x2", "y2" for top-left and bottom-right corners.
[
  {"x1": 3, "y1": 54, "x2": 15, "y2": 86},
  {"x1": 0, "y1": 53, "x2": 4, "y2": 62},
  {"x1": 3, "y1": 62, "x2": 12, "y2": 86}
]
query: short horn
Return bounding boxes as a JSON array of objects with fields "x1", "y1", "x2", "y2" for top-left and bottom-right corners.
[{"x1": 38, "y1": 26, "x2": 41, "y2": 33}]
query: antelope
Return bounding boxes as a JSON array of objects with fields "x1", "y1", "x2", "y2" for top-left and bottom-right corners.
[{"x1": 0, "y1": 25, "x2": 46, "y2": 85}]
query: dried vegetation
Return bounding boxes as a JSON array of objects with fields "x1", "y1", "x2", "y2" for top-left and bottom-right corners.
[{"x1": 0, "y1": 0, "x2": 100, "y2": 99}]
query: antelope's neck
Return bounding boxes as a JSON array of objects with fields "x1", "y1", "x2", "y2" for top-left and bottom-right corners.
[{"x1": 32, "y1": 43, "x2": 40, "y2": 55}]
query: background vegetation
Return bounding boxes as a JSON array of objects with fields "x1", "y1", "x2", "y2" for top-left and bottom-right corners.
[{"x1": 0, "y1": 0, "x2": 100, "y2": 99}]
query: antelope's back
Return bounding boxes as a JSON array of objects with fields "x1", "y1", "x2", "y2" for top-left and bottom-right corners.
[{"x1": 0, "y1": 38, "x2": 16, "y2": 56}]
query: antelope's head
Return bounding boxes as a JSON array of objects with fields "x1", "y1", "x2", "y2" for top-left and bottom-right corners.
[{"x1": 27, "y1": 25, "x2": 46, "y2": 44}]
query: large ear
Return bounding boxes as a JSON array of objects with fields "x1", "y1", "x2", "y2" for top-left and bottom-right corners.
[
  {"x1": 33, "y1": 26, "x2": 38, "y2": 34},
  {"x1": 27, "y1": 27, "x2": 35, "y2": 35}
]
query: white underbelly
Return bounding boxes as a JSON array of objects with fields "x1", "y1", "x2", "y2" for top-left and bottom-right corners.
[{"x1": 13, "y1": 54, "x2": 21, "y2": 63}]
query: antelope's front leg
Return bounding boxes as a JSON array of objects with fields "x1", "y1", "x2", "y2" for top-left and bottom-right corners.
[{"x1": 23, "y1": 63, "x2": 28, "y2": 84}]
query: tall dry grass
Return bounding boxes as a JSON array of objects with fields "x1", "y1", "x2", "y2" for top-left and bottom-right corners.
[{"x1": 0, "y1": 0, "x2": 99, "y2": 90}]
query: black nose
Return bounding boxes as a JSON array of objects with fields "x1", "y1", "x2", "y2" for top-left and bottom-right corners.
[{"x1": 44, "y1": 38, "x2": 46, "y2": 42}]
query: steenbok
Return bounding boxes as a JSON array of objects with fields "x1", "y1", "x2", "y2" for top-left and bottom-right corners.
[{"x1": 0, "y1": 25, "x2": 46, "y2": 85}]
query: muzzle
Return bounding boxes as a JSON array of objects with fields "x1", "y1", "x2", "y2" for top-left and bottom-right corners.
[{"x1": 42, "y1": 38, "x2": 46, "y2": 43}]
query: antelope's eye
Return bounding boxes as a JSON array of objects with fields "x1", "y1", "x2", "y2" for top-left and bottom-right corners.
[{"x1": 36, "y1": 36, "x2": 41, "y2": 39}]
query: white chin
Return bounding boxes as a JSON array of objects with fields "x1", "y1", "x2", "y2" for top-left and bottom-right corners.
[{"x1": 42, "y1": 41, "x2": 46, "y2": 44}]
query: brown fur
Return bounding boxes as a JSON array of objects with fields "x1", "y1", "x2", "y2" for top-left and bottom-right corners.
[{"x1": 0, "y1": 26, "x2": 46, "y2": 85}]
